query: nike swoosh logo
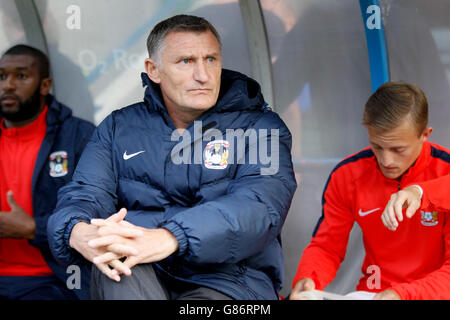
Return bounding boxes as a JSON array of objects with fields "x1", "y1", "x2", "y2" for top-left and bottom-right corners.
[
  {"x1": 358, "y1": 208, "x2": 381, "y2": 217},
  {"x1": 123, "y1": 150, "x2": 145, "y2": 160}
]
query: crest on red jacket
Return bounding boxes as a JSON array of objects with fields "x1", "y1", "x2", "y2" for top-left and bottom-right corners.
[{"x1": 420, "y1": 210, "x2": 439, "y2": 227}]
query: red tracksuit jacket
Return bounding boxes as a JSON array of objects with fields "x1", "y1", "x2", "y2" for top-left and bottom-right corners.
[
  {"x1": 419, "y1": 174, "x2": 450, "y2": 212},
  {"x1": 293, "y1": 141, "x2": 450, "y2": 299}
]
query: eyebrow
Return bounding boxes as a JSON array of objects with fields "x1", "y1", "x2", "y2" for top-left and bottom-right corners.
[
  {"x1": 206, "y1": 52, "x2": 221, "y2": 59},
  {"x1": 176, "y1": 55, "x2": 195, "y2": 61},
  {"x1": 176, "y1": 52, "x2": 221, "y2": 60},
  {"x1": 0, "y1": 66, "x2": 31, "y2": 71},
  {"x1": 370, "y1": 141, "x2": 407, "y2": 149}
]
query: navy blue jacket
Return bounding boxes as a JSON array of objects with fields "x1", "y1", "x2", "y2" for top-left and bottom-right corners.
[
  {"x1": 48, "y1": 70, "x2": 297, "y2": 300},
  {"x1": 1, "y1": 95, "x2": 95, "y2": 299}
]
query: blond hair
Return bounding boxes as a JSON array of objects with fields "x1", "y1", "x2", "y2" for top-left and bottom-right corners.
[{"x1": 363, "y1": 82, "x2": 428, "y2": 136}]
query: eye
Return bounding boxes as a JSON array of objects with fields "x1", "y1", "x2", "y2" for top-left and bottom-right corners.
[
  {"x1": 207, "y1": 57, "x2": 215, "y2": 62},
  {"x1": 17, "y1": 73, "x2": 27, "y2": 79},
  {"x1": 181, "y1": 59, "x2": 190, "y2": 64},
  {"x1": 0, "y1": 74, "x2": 6, "y2": 80},
  {"x1": 394, "y1": 148, "x2": 406, "y2": 153}
]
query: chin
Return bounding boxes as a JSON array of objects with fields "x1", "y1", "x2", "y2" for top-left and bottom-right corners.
[
  {"x1": 1, "y1": 105, "x2": 19, "y2": 113},
  {"x1": 382, "y1": 170, "x2": 401, "y2": 180},
  {"x1": 189, "y1": 100, "x2": 216, "y2": 111},
  {"x1": 186, "y1": 92, "x2": 218, "y2": 107}
]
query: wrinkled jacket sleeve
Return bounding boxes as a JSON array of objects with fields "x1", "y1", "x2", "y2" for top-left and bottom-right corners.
[
  {"x1": 416, "y1": 174, "x2": 450, "y2": 212},
  {"x1": 162, "y1": 113, "x2": 297, "y2": 264},
  {"x1": 47, "y1": 115, "x2": 118, "y2": 265},
  {"x1": 389, "y1": 176, "x2": 450, "y2": 299}
]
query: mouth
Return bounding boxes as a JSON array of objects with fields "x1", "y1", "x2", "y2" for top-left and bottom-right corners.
[
  {"x1": 188, "y1": 89, "x2": 212, "y2": 94},
  {"x1": 0, "y1": 94, "x2": 19, "y2": 107}
]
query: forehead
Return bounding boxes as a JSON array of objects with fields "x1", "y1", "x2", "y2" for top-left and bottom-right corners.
[
  {"x1": 0, "y1": 54, "x2": 38, "y2": 72},
  {"x1": 367, "y1": 119, "x2": 420, "y2": 146},
  {"x1": 162, "y1": 30, "x2": 221, "y2": 57}
]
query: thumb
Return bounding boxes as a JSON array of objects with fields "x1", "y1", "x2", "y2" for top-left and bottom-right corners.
[{"x1": 6, "y1": 191, "x2": 18, "y2": 210}]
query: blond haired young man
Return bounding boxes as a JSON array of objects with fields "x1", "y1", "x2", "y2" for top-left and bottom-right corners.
[{"x1": 291, "y1": 82, "x2": 450, "y2": 300}]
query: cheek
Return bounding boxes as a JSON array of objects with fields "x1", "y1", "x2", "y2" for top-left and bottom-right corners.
[
  {"x1": 397, "y1": 152, "x2": 416, "y2": 169},
  {"x1": 23, "y1": 80, "x2": 41, "y2": 98},
  {"x1": 161, "y1": 67, "x2": 186, "y2": 86},
  {"x1": 160, "y1": 77, "x2": 183, "y2": 97},
  {"x1": 213, "y1": 69, "x2": 221, "y2": 86}
]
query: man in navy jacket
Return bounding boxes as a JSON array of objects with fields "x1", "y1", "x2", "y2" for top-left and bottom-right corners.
[
  {"x1": 48, "y1": 15, "x2": 297, "y2": 300},
  {"x1": 0, "y1": 45, "x2": 95, "y2": 300}
]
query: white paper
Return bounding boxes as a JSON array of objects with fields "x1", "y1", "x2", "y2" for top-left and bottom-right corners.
[{"x1": 297, "y1": 290, "x2": 376, "y2": 300}]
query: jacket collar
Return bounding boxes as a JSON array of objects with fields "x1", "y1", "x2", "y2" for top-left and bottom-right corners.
[
  {"x1": 399, "y1": 140, "x2": 432, "y2": 183},
  {"x1": 31, "y1": 95, "x2": 72, "y2": 204},
  {"x1": 44, "y1": 94, "x2": 72, "y2": 133}
]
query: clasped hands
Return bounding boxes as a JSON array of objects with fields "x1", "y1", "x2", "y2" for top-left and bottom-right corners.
[{"x1": 69, "y1": 208, "x2": 179, "y2": 282}]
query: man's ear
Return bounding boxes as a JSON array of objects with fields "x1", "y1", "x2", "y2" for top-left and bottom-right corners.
[
  {"x1": 422, "y1": 126, "x2": 433, "y2": 141},
  {"x1": 145, "y1": 58, "x2": 161, "y2": 84},
  {"x1": 40, "y1": 77, "x2": 52, "y2": 96}
]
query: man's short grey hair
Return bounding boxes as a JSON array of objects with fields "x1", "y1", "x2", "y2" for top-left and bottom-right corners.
[{"x1": 147, "y1": 14, "x2": 222, "y2": 66}]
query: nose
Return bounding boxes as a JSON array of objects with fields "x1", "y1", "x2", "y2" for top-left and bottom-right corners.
[
  {"x1": 378, "y1": 151, "x2": 395, "y2": 168},
  {"x1": 193, "y1": 61, "x2": 209, "y2": 83}
]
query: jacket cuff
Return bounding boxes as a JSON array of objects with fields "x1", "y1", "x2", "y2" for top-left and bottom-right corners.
[
  {"x1": 162, "y1": 221, "x2": 188, "y2": 256},
  {"x1": 61, "y1": 217, "x2": 91, "y2": 265},
  {"x1": 64, "y1": 217, "x2": 90, "y2": 249},
  {"x1": 408, "y1": 185, "x2": 423, "y2": 200},
  {"x1": 419, "y1": 188, "x2": 432, "y2": 211}
]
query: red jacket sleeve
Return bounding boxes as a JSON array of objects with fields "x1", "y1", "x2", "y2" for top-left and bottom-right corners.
[
  {"x1": 292, "y1": 166, "x2": 355, "y2": 290},
  {"x1": 390, "y1": 213, "x2": 450, "y2": 299},
  {"x1": 418, "y1": 174, "x2": 450, "y2": 212}
]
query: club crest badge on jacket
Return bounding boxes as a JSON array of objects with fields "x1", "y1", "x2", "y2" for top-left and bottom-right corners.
[
  {"x1": 420, "y1": 210, "x2": 439, "y2": 226},
  {"x1": 49, "y1": 151, "x2": 69, "y2": 177},
  {"x1": 204, "y1": 140, "x2": 229, "y2": 170}
]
